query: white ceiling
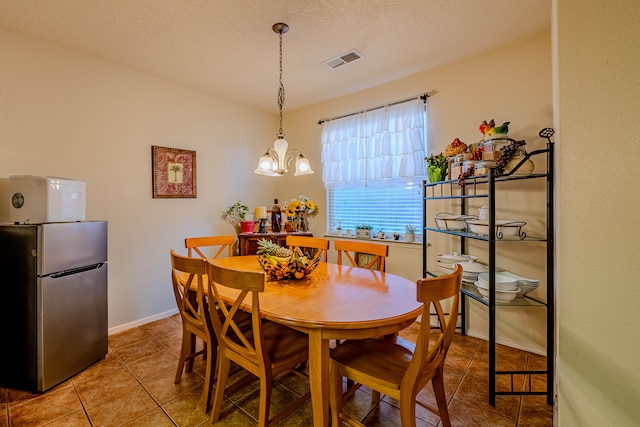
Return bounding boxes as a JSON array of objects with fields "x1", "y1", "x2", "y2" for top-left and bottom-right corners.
[{"x1": 0, "y1": 0, "x2": 551, "y2": 113}]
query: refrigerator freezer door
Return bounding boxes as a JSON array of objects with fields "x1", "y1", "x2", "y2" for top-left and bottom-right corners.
[
  {"x1": 38, "y1": 263, "x2": 108, "y2": 391},
  {"x1": 40, "y1": 221, "x2": 107, "y2": 275}
]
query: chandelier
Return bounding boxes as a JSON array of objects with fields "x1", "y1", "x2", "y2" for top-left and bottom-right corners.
[{"x1": 255, "y1": 23, "x2": 314, "y2": 177}]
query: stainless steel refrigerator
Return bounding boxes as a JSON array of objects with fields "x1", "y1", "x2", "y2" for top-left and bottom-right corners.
[{"x1": 0, "y1": 221, "x2": 108, "y2": 391}]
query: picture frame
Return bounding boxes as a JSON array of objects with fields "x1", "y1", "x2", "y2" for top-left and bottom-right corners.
[{"x1": 151, "y1": 146, "x2": 197, "y2": 198}]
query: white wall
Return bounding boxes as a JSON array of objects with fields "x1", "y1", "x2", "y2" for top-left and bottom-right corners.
[
  {"x1": 283, "y1": 32, "x2": 553, "y2": 354},
  {"x1": 556, "y1": 0, "x2": 640, "y2": 425},
  {"x1": 0, "y1": 30, "x2": 278, "y2": 331}
]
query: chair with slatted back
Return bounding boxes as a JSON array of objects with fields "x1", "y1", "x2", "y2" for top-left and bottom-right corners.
[
  {"x1": 175, "y1": 236, "x2": 236, "y2": 386},
  {"x1": 170, "y1": 250, "x2": 216, "y2": 412},
  {"x1": 206, "y1": 261, "x2": 311, "y2": 427},
  {"x1": 330, "y1": 264, "x2": 462, "y2": 427},
  {"x1": 185, "y1": 235, "x2": 236, "y2": 260},
  {"x1": 286, "y1": 235, "x2": 330, "y2": 262},
  {"x1": 334, "y1": 239, "x2": 389, "y2": 271}
]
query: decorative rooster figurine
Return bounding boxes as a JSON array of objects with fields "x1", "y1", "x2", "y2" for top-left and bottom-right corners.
[{"x1": 479, "y1": 119, "x2": 510, "y2": 137}]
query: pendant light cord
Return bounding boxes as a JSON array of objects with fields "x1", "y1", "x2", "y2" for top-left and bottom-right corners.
[{"x1": 277, "y1": 29, "x2": 285, "y2": 137}]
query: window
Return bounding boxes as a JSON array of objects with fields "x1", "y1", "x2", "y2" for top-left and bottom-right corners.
[{"x1": 321, "y1": 98, "x2": 428, "y2": 235}]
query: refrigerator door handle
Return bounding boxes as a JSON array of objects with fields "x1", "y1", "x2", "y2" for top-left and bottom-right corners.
[{"x1": 48, "y1": 262, "x2": 106, "y2": 279}]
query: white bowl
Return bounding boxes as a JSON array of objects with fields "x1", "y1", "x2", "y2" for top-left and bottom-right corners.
[
  {"x1": 434, "y1": 213, "x2": 477, "y2": 231},
  {"x1": 516, "y1": 283, "x2": 539, "y2": 297},
  {"x1": 436, "y1": 253, "x2": 477, "y2": 264},
  {"x1": 465, "y1": 219, "x2": 526, "y2": 238},
  {"x1": 477, "y1": 272, "x2": 519, "y2": 291},
  {"x1": 475, "y1": 281, "x2": 520, "y2": 303},
  {"x1": 455, "y1": 260, "x2": 489, "y2": 281}
]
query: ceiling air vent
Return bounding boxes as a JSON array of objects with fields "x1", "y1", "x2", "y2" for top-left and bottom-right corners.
[{"x1": 323, "y1": 49, "x2": 364, "y2": 69}]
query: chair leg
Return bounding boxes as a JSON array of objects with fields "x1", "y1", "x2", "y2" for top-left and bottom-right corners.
[
  {"x1": 174, "y1": 328, "x2": 191, "y2": 383},
  {"x1": 432, "y1": 367, "x2": 451, "y2": 427},
  {"x1": 185, "y1": 333, "x2": 197, "y2": 373},
  {"x1": 399, "y1": 391, "x2": 417, "y2": 427},
  {"x1": 203, "y1": 342, "x2": 215, "y2": 413},
  {"x1": 257, "y1": 374, "x2": 272, "y2": 427},
  {"x1": 210, "y1": 356, "x2": 231, "y2": 422},
  {"x1": 330, "y1": 365, "x2": 343, "y2": 427}
]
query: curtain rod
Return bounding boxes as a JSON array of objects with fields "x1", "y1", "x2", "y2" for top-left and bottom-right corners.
[{"x1": 317, "y1": 89, "x2": 437, "y2": 125}]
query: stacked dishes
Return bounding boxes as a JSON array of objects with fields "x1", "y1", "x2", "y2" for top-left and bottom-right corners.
[
  {"x1": 492, "y1": 271, "x2": 540, "y2": 296},
  {"x1": 436, "y1": 253, "x2": 488, "y2": 284},
  {"x1": 436, "y1": 253, "x2": 477, "y2": 277},
  {"x1": 475, "y1": 272, "x2": 520, "y2": 303}
]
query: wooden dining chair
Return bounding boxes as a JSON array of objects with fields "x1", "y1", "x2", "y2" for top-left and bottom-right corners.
[
  {"x1": 329, "y1": 264, "x2": 462, "y2": 427},
  {"x1": 286, "y1": 235, "x2": 330, "y2": 262},
  {"x1": 206, "y1": 261, "x2": 311, "y2": 426},
  {"x1": 170, "y1": 250, "x2": 217, "y2": 412},
  {"x1": 334, "y1": 239, "x2": 389, "y2": 271},
  {"x1": 174, "y1": 236, "x2": 235, "y2": 391},
  {"x1": 185, "y1": 235, "x2": 235, "y2": 260}
]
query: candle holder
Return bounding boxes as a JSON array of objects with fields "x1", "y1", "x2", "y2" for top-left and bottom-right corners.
[{"x1": 255, "y1": 206, "x2": 268, "y2": 233}]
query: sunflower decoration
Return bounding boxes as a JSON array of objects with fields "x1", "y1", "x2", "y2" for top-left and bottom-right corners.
[
  {"x1": 284, "y1": 195, "x2": 317, "y2": 220},
  {"x1": 283, "y1": 195, "x2": 317, "y2": 232}
]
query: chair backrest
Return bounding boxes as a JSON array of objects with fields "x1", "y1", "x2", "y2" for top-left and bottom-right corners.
[
  {"x1": 405, "y1": 264, "x2": 462, "y2": 389},
  {"x1": 185, "y1": 235, "x2": 236, "y2": 259},
  {"x1": 170, "y1": 249, "x2": 209, "y2": 336},
  {"x1": 205, "y1": 261, "x2": 269, "y2": 369},
  {"x1": 286, "y1": 235, "x2": 330, "y2": 262},
  {"x1": 334, "y1": 239, "x2": 389, "y2": 271}
]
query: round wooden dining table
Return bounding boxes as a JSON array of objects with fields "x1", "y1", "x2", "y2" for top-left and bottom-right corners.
[{"x1": 210, "y1": 256, "x2": 423, "y2": 427}]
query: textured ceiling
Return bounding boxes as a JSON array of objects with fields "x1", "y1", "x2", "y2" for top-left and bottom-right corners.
[{"x1": 0, "y1": 0, "x2": 551, "y2": 113}]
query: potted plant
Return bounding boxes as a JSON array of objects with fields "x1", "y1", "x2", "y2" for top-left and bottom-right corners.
[
  {"x1": 355, "y1": 224, "x2": 373, "y2": 239},
  {"x1": 222, "y1": 201, "x2": 253, "y2": 234},
  {"x1": 425, "y1": 153, "x2": 449, "y2": 183},
  {"x1": 405, "y1": 224, "x2": 416, "y2": 242}
]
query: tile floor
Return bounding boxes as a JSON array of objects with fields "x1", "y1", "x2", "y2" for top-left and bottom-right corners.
[{"x1": 0, "y1": 315, "x2": 553, "y2": 426}]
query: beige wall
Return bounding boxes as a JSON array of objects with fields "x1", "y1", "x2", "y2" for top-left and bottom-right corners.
[
  {"x1": 556, "y1": 0, "x2": 640, "y2": 425},
  {"x1": 0, "y1": 29, "x2": 278, "y2": 330},
  {"x1": 283, "y1": 32, "x2": 553, "y2": 353}
]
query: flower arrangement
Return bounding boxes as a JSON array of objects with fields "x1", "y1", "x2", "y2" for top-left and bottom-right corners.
[
  {"x1": 426, "y1": 153, "x2": 448, "y2": 183},
  {"x1": 283, "y1": 195, "x2": 317, "y2": 232}
]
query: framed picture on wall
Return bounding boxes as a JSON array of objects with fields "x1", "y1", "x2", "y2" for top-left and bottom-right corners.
[{"x1": 151, "y1": 146, "x2": 197, "y2": 198}]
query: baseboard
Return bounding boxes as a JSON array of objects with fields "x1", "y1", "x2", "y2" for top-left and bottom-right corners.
[
  {"x1": 423, "y1": 317, "x2": 546, "y2": 356},
  {"x1": 108, "y1": 308, "x2": 179, "y2": 336},
  {"x1": 463, "y1": 328, "x2": 546, "y2": 356}
]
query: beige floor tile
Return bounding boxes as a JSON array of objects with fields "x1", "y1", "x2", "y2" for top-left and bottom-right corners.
[
  {"x1": 8, "y1": 386, "x2": 83, "y2": 426},
  {"x1": 126, "y1": 349, "x2": 179, "y2": 382},
  {"x1": 74, "y1": 365, "x2": 139, "y2": 406},
  {"x1": 109, "y1": 327, "x2": 152, "y2": 350},
  {"x1": 161, "y1": 386, "x2": 210, "y2": 426},
  {"x1": 85, "y1": 385, "x2": 157, "y2": 426},
  {"x1": 121, "y1": 407, "x2": 176, "y2": 426},
  {"x1": 41, "y1": 409, "x2": 91, "y2": 426},
  {"x1": 114, "y1": 337, "x2": 171, "y2": 365},
  {"x1": 142, "y1": 369, "x2": 204, "y2": 405}
]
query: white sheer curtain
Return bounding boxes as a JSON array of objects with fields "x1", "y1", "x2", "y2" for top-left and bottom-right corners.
[{"x1": 321, "y1": 98, "x2": 427, "y2": 188}]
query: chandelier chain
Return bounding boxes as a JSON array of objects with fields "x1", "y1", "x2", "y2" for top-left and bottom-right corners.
[{"x1": 277, "y1": 29, "x2": 285, "y2": 137}]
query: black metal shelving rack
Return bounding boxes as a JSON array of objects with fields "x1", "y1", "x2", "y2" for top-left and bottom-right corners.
[{"x1": 422, "y1": 141, "x2": 554, "y2": 406}]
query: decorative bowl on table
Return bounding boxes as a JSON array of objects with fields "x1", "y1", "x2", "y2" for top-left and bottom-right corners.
[{"x1": 257, "y1": 253, "x2": 320, "y2": 280}]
